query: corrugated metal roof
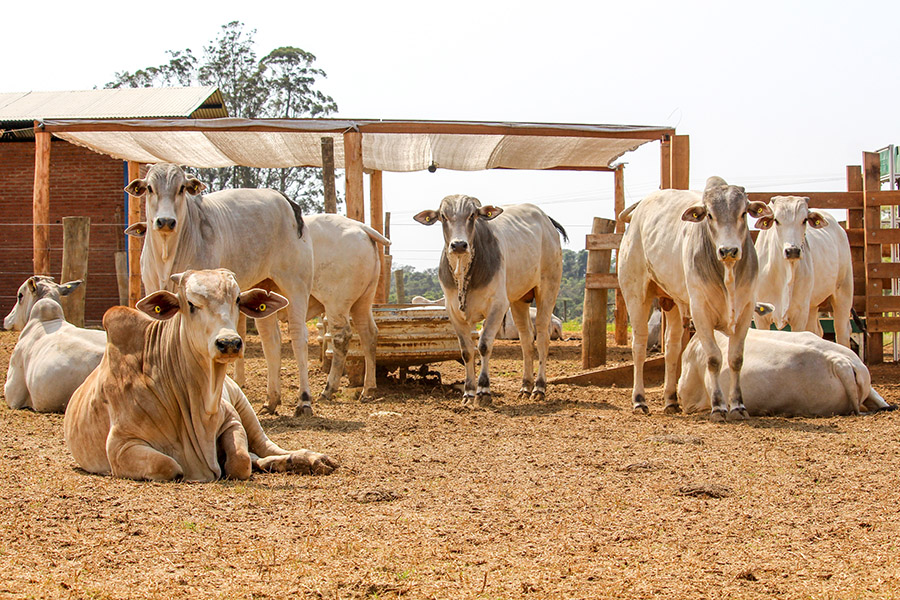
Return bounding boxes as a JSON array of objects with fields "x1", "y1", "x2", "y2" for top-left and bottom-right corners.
[{"x1": 0, "y1": 87, "x2": 227, "y2": 140}]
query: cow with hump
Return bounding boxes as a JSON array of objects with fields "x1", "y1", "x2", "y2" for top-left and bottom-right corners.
[
  {"x1": 753, "y1": 196, "x2": 854, "y2": 347},
  {"x1": 415, "y1": 195, "x2": 566, "y2": 406},
  {"x1": 4, "y1": 277, "x2": 105, "y2": 413},
  {"x1": 124, "y1": 164, "x2": 390, "y2": 416},
  {"x1": 618, "y1": 176, "x2": 772, "y2": 421},
  {"x1": 64, "y1": 269, "x2": 337, "y2": 482}
]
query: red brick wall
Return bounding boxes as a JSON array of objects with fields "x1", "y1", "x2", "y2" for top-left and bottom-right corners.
[{"x1": 0, "y1": 140, "x2": 127, "y2": 325}]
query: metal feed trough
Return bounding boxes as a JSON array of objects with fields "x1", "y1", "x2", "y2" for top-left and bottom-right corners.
[{"x1": 317, "y1": 303, "x2": 477, "y2": 384}]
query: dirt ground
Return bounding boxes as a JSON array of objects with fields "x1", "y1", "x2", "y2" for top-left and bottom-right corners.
[{"x1": 2, "y1": 326, "x2": 900, "y2": 600}]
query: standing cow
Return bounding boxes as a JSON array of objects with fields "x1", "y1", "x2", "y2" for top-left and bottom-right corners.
[
  {"x1": 415, "y1": 195, "x2": 566, "y2": 406},
  {"x1": 753, "y1": 196, "x2": 854, "y2": 347},
  {"x1": 618, "y1": 177, "x2": 772, "y2": 421},
  {"x1": 64, "y1": 269, "x2": 337, "y2": 482}
]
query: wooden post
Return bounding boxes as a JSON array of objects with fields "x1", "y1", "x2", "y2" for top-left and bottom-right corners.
[
  {"x1": 321, "y1": 137, "x2": 337, "y2": 214},
  {"x1": 660, "y1": 134, "x2": 672, "y2": 190},
  {"x1": 370, "y1": 170, "x2": 387, "y2": 302},
  {"x1": 582, "y1": 217, "x2": 616, "y2": 368},
  {"x1": 33, "y1": 126, "x2": 51, "y2": 276},
  {"x1": 114, "y1": 252, "x2": 128, "y2": 306},
  {"x1": 127, "y1": 161, "x2": 143, "y2": 307},
  {"x1": 614, "y1": 165, "x2": 628, "y2": 346},
  {"x1": 382, "y1": 211, "x2": 392, "y2": 304},
  {"x1": 343, "y1": 131, "x2": 365, "y2": 222},
  {"x1": 394, "y1": 269, "x2": 406, "y2": 304},
  {"x1": 671, "y1": 134, "x2": 690, "y2": 190},
  {"x1": 60, "y1": 216, "x2": 90, "y2": 327},
  {"x1": 863, "y1": 151, "x2": 884, "y2": 364}
]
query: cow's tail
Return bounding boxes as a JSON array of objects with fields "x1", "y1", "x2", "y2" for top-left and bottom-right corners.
[
  {"x1": 548, "y1": 216, "x2": 569, "y2": 243},
  {"x1": 279, "y1": 192, "x2": 305, "y2": 238},
  {"x1": 356, "y1": 222, "x2": 392, "y2": 246},
  {"x1": 618, "y1": 201, "x2": 640, "y2": 224}
]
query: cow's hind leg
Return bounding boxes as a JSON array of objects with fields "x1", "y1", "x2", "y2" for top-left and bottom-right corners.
[
  {"x1": 531, "y1": 294, "x2": 556, "y2": 403},
  {"x1": 628, "y1": 293, "x2": 655, "y2": 414},
  {"x1": 508, "y1": 301, "x2": 535, "y2": 398},
  {"x1": 255, "y1": 314, "x2": 283, "y2": 415},
  {"x1": 350, "y1": 298, "x2": 378, "y2": 401},
  {"x1": 662, "y1": 304, "x2": 685, "y2": 414},
  {"x1": 320, "y1": 309, "x2": 352, "y2": 403}
]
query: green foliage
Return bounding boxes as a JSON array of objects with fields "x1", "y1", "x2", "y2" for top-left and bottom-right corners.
[{"x1": 105, "y1": 21, "x2": 339, "y2": 213}]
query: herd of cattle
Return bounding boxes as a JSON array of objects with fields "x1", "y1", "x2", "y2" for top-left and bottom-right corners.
[{"x1": 1, "y1": 165, "x2": 893, "y2": 482}]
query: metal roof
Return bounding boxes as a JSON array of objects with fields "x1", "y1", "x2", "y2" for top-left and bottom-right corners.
[
  {"x1": 40, "y1": 118, "x2": 673, "y2": 172},
  {"x1": 0, "y1": 87, "x2": 227, "y2": 140}
]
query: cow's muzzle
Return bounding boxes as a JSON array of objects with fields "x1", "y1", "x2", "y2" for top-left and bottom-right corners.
[
  {"x1": 784, "y1": 246, "x2": 801, "y2": 260},
  {"x1": 449, "y1": 240, "x2": 469, "y2": 254},
  {"x1": 214, "y1": 336, "x2": 243, "y2": 358},
  {"x1": 155, "y1": 217, "x2": 177, "y2": 232},
  {"x1": 717, "y1": 246, "x2": 740, "y2": 261}
]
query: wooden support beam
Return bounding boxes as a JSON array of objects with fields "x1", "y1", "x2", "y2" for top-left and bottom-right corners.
[
  {"x1": 33, "y1": 128, "x2": 51, "y2": 276},
  {"x1": 614, "y1": 166, "x2": 628, "y2": 346},
  {"x1": 343, "y1": 131, "x2": 365, "y2": 222},
  {"x1": 660, "y1": 135, "x2": 672, "y2": 189},
  {"x1": 746, "y1": 191, "x2": 863, "y2": 210},
  {"x1": 394, "y1": 269, "x2": 405, "y2": 304},
  {"x1": 671, "y1": 134, "x2": 690, "y2": 190},
  {"x1": 60, "y1": 216, "x2": 90, "y2": 327},
  {"x1": 863, "y1": 151, "x2": 883, "y2": 364},
  {"x1": 582, "y1": 217, "x2": 616, "y2": 369},
  {"x1": 370, "y1": 170, "x2": 387, "y2": 302},
  {"x1": 127, "y1": 161, "x2": 143, "y2": 307},
  {"x1": 321, "y1": 137, "x2": 337, "y2": 213}
]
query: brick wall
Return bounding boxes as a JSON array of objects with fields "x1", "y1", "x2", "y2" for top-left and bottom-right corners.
[{"x1": 0, "y1": 140, "x2": 127, "y2": 325}]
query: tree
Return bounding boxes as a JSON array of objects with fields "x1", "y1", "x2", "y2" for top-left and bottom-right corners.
[{"x1": 105, "y1": 21, "x2": 339, "y2": 213}]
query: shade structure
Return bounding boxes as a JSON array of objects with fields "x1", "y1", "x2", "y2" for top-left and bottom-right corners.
[{"x1": 40, "y1": 118, "x2": 673, "y2": 172}]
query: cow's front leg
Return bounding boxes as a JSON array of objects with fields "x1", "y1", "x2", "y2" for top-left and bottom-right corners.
[
  {"x1": 725, "y1": 309, "x2": 754, "y2": 421},
  {"x1": 475, "y1": 304, "x2": 507, "y2": 407},
  {"x1": 255, "y1": 314, "x2": 282, "y2": 415},
  {"x1": 508, "y1": 301, "x2": 535, "y2": 398},
  {"x1": 254, "y1": 450, "x2": 339, "y2": 475},
  {"x1": 217, "y1": 421, "x2": 252, "y2": 480},
  {"x1": 691, "y1": 311, "x2": 727, "y2": 422},
  {"x1": 233, "y1": 312, "x2": 247, "y2": 387},
  {"x1": 107, "y1": 433, "x2": 184, "y2": 482},
  {"x1": 448, "y1": 310, "x2": 477, "y2": 407}
]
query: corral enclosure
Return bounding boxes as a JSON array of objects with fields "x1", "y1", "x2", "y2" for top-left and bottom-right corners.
[{"x1": 3, "y1": 328, "x2": 900, "y2": 599}]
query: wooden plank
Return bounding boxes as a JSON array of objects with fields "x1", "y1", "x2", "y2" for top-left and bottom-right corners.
[
  {"x1": 114, "y1": 251, "x2": 128, "y2": 306},
  {"x1": 868, "y1": 262, "x2": 900, "y2": 279},
  {"x1": 394, "y1": 269, "x2": 405, "y2": 304},
  {"x1": 671, "y1": 134, "x2": 690, "y2": 190},
  {"x1": 845, "y1": 228, "x2": 864, "y2": 245},
  {"x1": 585, "y1": 233, "x2": 623, "y2": 251},
  {"x1": 585, "y1": 272, "x2": 620, "y2": 290},
  {"x1": 746, "y1": 191, "x2": 862, "y2": 210},
  {"x1": 867, "y1": 316, "x2": 900, "y2": 333},
  {"x1": 550, "y1": 356, "x2": 666, "y2": 387},
  {"x1": 343, "y1": 131, "x2": 365, "y2": 222},
  {"x1": 614, "y1": 165, "x2": 628, "y2": 346},
  {"x1": 60, "y1": 216, "x2": 90, "y2": 327},
  {"x1": 866, "y1": 228, "x2": 900, "y2": 245},
  {"x1": 582, "y1": 218, "x2": 615, "y2": 368},
  {"x1": 863, "y1": 151, "x2": 883, "y2": 363},
  {"x1": 33, "y1": 128, "x2": 51, "y2": 276},
  {"x1": 321, "y1": 137, "x2": 337, "y2": 213},
  {"x1": 370, "y1": 170, "x2": 386, "y2": 302},
  {"x1": 867, "y1": 295, "x2": 900, "y2": 312},
  {"x1": 660, "y1": 135, "x2": 672, "y2": 189},
  {"x1": 864, "y1": 190, "x2": 900, "y2": 206},
  {"x1": 127, "y1": 161, "x2": 143, "y2": 307}
]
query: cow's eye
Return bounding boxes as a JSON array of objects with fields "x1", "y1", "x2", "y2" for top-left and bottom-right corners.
[
  {"x1": 188, "y1": 301, "x2": 196, "y2": 314},
  {"x1": 707, "y1": 213, "x2": 713, "y2": 220},
  {"x1": 147, "y1": 185, "x2": 154, "y2": 194},
  {"x1": 235, "y1": 297, "x2": 240, "y2": 305},
  {"x1": 801, "y1": 218, "x2": 808, "y2": 225},
  {"x1": 17, "y1": 293, "x2": 23, "y2": 300},
  {"x1": 774, "y1": 219, "x2": 780, "y2": 225},
  {"x1": 179, "y1": 185, "x2": 185, "y2": 195}
]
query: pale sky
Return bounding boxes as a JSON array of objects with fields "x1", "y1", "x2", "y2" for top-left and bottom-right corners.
[{"x1": 5, "y1": 0, "x2": 899, "y2": 268}]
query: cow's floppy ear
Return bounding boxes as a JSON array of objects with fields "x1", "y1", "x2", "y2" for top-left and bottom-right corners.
[
  {"x1": 58, "y1": 280, "x2": 83, "y2": 296},
  {"x1": 184, "y1": 176, "x2": 206, "y2": 195},
  {"x1": 806, "y1": 211, "x2": 828, "y2": 229},
  {"x1": 755, "y1": 216, "x2": 775, "y2": 230},
  {"x1": 124, "y1": 222, "x2": 147, "y2": 238},
  {"x1": 125, "y1": 178, "x2": 148, "y2": 197},
  {"x1": 136, "y1": 291, "x2": 180, "y2": 320},
  {"x1": 238, "y1": 289, "x2": 289, "y2": 319},
  {"x1": 748, "y1": 201, "x2": 772, "y2": 219},
  {"x1": 478, "y1": 205, "x2": 503, "y2": 220},
  {"x1": 755, "y1": 302, "x2": 775, "y2": 316},
  {"x1": 681, "y1": 205, "x2": 707, "y2": 223},
  {"x1": 414, "y1": 210, "x2": 440, "y2": 225}
]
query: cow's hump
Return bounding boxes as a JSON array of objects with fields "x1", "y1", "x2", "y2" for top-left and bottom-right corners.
[{"x1": 102, "y1": 306, "x2": 151, "y2": 356}]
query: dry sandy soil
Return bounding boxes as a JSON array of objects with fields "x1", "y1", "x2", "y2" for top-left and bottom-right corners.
[{"x1": 2, "y1": 326, "x2": 900, "y2": 599}]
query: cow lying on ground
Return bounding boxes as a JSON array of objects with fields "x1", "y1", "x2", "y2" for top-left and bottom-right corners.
[
  {"x1": 498, "y1": 306, "x2": 564, "y2": 341},
  {"x1": 754, "y1": 196, "x2": 854, "y2": 347},
  {"x1": 618, "y1": 177, "x2": 772, "y2": 420},
  {"x1": 678, "y1": 328, "x2": 891, "y2": 416},
  {"x1": 415, "y1": 195, "x2": 566, "y2": 406},
  {"x1": 64, "y1": 269, "x2": 337, "y2": 482},
  {"x1": 4, "y1": 277, "x2": 105, "y2": 413}
]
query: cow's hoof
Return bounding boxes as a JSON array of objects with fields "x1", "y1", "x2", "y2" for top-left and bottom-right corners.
[
  {"x1": 476, "y1": 392, "x2": 493, "y2": 407},
  {"x1": 530, "y1": 391, "x2": 546, "y2": 403},
  {"x1": 294, "y1": 404, "x2": 314, "y2": 417},
  {"x1": 518, "y1": 389, "x2": 531, "y2": 400},
  {"x1": 257, "y1": 404, "x2": 279, "y2": 416},
  {"x1": 291, "y1": 450, "x2": 339, "y2": 475},
  {"x1": 462, "y1": 394, "x2": 476, "y2": 408},
  {"x1": 709, "y1": 409, "x2": 727, "y2": 423},
  {"x1": 632, "y1": 405, "x2": 650, "y2": 415},
  {"x1": 359, "y1": 388, "x2": 377, "y2": 402},
  {"x1": 727, "y1": 407, "x2": 749, "y2": 421},
  {"x1": 663, "y1": 403, "x2": 682, "y2": 415},
  {"x1": 317, "y1": 389, "x2": 334, "y2": 403}
]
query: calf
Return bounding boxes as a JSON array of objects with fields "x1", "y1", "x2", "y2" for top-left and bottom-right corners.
[
  {"x1": 64, "y1": 269, "x2": 337, "y2": 482},
  {"x1": 679, "y1": 328, "x2": 890, "y2": 416},
  {"x1": 618, "y1": 177, "x2": 771, "y2": 421},
  {"x1": 498, "y1": 307, "x2": 564, "y2": 341},
  {"x1": 753, "y1": 196, "x2": 854, "y2": 347},
  {"x1": 415, "y1": 195, "x2": 566, "y2": 406},
  {"x1": 4, "y1": 277, "x2": 105, "y2": 413}
]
